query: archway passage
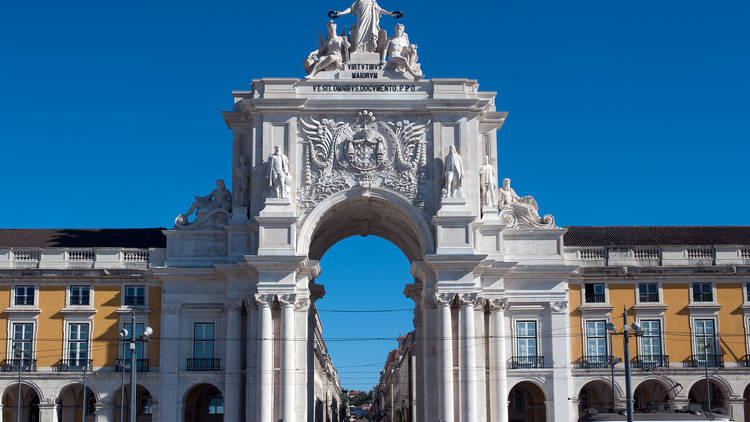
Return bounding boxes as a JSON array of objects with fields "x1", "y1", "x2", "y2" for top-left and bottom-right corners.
[
  {"x1": 184, "y1": 383, "x2": 223, "y2": 422},
  {"x1": 744, "y1": 384, "x2": 750, "y2": 422},
  {"x1": 634, "y1": 379, "x2": 674, "y2": 412},
  {"x1": 578, "y1": 380, "x2": 614, "y2": 415},
  {"x1": 688, "y1": 379, "x2": 729, "y2": 415},
  {"x1": 56, "y1": 383, "x2": 96, "y2": 422},
  {"x1": 508, "y1": 382, "x2": 546, "y2": 422},
  {"x1": 2, "y1": 383, "x2": 40, "y2": 422},
  {"x1": 113, "y1": 384, "x2": 153, "y2": 422}
]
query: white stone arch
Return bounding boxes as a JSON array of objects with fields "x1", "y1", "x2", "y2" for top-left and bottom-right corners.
[
  {"x1": 111, "y1": 382, "x2": 159, "y2": 405},
  {"x1": 180, "y1": 381, "x2": 225, "y2": 406},
  {"x1": 634, "y1": 376, "x2": 679, "y2": 398},
  {"x1": 52, "y1": 381, "x2": 101, "y2": 405},
  {"x1": 508, "y1": 378, "x2": 552, "y2": 402},
  {"x1": 575, "y1": 376, "x2": 625, "y2": 400},
  {"x1": 1, "y1": 380, "x2": 45, "y2": 403},
  {"x1": 297, "y1": 186, "x2": 435, "y2": 261},
  {"x1": 686, "y1": 375, "x2": 735, "y2": 398}
]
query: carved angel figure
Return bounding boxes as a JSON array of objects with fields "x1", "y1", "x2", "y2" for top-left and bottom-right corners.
[
  {"x1": 331, "y1": 0, "x2": 400, "y2": 53},
  {"x1": 305, "y1": 21, "x2": 351, "y2": 79},
  {"x1": 382, "y1": 23, "x2": 422, "y2": 79},
  {"x1": 175, "y1": 179, "x2": 232, "y2": 228}
]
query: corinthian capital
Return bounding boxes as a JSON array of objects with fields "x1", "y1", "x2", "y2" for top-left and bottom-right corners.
[
  {"x1": 549, "y1": 300, "x2": 568, "y2": 313},
  {"x1": 278, "y1": 294, "x2": 297, "y2": 307},
  {"x1": 433, "y1": 292, "x2": 455, "y2": 307},
  {"x1": 457, "y1": 292, "x2": 479, "y2": 306},
  {"x1": 254, "y1": 293, "x2": 274, "y2": 308},
  {"x1": 487, "y1": 297, "x2": 508, "y2": 312},
  {"x1": 295, "y1": 297, "x2": 311, "y2": 311}
]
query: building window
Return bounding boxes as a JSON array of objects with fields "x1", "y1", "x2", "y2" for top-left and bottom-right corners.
[
  {"x1": 124, "y1": 323, "x2": 145, "y2": 361},
  {"x1": 586, "y1": 320, "x2": 608, "y2": 361},
  {"x1": 639, "y1": 320, "x2": 662, "y2": 363},
  {"x1": 584, "y1": 283, "x2": 605, "y2": 303},
  {"x1": 638, "y1": 283, "x2": 659, "y2": 303},
  {"x1": 746, "y1": 282, "x2": 750, "y2": 302},
  {"x1": 68, "y1": 323, "x2": 89, "y2": 365},
  {"x1": 11, "y1": 323, "x2": 33, "y2": 361},
  {"x1": 70, "y1": 286, "x2": 90, "y2": 306},
  {"x1": 692, "y1": 283, "x2": 713, "y2": 302},
  {"x1": 694, "y1": 319, "x2": 717, "y2": 363},
  {"x1": 516, "y1": 321, "x2": 537, "y2": 358},
  {"x1": 124, "y1": 285, "x2": 145, "y2": 306},
  {"x1": 194, "y1": 323, "x2": 215, "y2": 359},
  {"x1": 14, "y1": 285, "x2": 34, "y2": 306},
  {"x1": 207, "y1": 394, "x2": 224, "y2": 415}
]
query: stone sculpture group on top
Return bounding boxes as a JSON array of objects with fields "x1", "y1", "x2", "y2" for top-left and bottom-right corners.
[
  {"x1": 303, "y1": 0, "x2": 422, "y2": 80},
  {"x1": 175, "y1": 179, "x2": 232, "y2": 230}
]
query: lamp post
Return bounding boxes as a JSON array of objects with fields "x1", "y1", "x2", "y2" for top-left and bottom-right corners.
[
  {"x1": 128, "y1": 312, "x2": 153, "y2": 422},
  {"x1": 119, "y1": 328, "x2": 128, "y2": 422},
  {"x1": 608, "y1": 357, "x2": 622, "y2": 411},
  {"x1": 606, "y1": 306, "x2": 643, "y2": 422},
  {"x1": 14, "y1": 343, "x2": 22, "y2": 422},
  {"x1": 81, "y1": 359, "x2": 88, "y2": 422},
  {"x1": 704, "y1": 342, "x2": 712, "y2": 413}
]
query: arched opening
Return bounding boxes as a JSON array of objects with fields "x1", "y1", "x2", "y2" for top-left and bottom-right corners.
[
  {"x1": 634, "y1": 379, "x2": 674, "y2": 412},
  {"x1": 113, "y1": 384, "x2": 153, "y2": 422},
  {"x1": 508, "y1": 382, "x2": 546, "y2": 422},
  {"x1": 744, "y1": 384, "x2": 750, "y2": 422},
  {"x1": 688, "y1": 379, "x2": 729, "y2": 415},
  {"x1": 304, "y1": 191, "x2": 426, "y2": 422},
  {"x1": 2, "y1": 383, "x2": 40, "y2": 422},
  {"x1": 184, "y1": 383, "x2": 223, "y2": 422},
  {"x1": 56, "y1": 384, "x2": 96, "y2": 422},
  {"x1": 578, "y1": 380, "x2": 614, "y2": 415}
]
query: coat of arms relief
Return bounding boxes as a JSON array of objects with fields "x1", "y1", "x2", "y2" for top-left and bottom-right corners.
[{"x1": 299, "y1": 110, "x2": 431, "y2": 212}]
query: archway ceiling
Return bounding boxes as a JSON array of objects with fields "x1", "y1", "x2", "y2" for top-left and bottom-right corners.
[{"x1": 308, "y1": 196, "x2": 424, "y2": 262}]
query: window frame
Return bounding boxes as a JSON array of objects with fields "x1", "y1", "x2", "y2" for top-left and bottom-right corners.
[
  {"x1": 637, "y1": 319, "x2": 664, "y2": 360},
  {"x1": 690, "y1": 282, "x2": 715, "y2": 303},
  {"x1": 637, "y1": 283, "x2": 660, "y2": 304},
  {"x1": 193, "y1": 322, "x2": 215, "y2": 359},
  {"x1": 583, "y1": 283, "x2": 607, "y2": 304},
  {"x1": 6, "y1": 320, "x2": 36, "y2": 362},
  {"x1": 10, "y1": 284, "x2": 37, "y2": 308},
  {"x1": 691, "y1": 317, "x2": 719, "y2": 361},
  {"x1": 206, "y1": 394, "x2": 224, "y2": 415},
  {"x1": 514, "y1": 320, "x2": 539, "y2": 358},
  {"x1": 123, "y1": 285, "x2": 147, "y2": 307},
  {"x1": 584, "y1": 319, "x2": 609, "y2": 358},
  {"x1": 67, "y1": 284, "x2": 93, "y2": 307},
  {"x1": 64, "y1": 321, "x2": 92, "y2": 365}
]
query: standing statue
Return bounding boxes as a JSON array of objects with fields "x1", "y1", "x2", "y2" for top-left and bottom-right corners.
[
  {"x1": 479, "y1": 156, "x2": 497, "y2": 207},
  {"x1": 330, "y1": 0, "x2": 401, "y2": 53},
  {"x1": 305, "y1": 20, "x2": 351, "y2": 79},
  {"x1": 234, "y1": 155, "x2": 251, "y2": 207},
  {"x1": 442, "y1": 145, "x2": 463, "y2": 198},
  {"x1": 175, "y1": 179, "x2": 232, "y2": 228},
  {"x1": 383, "y1": 23, "x2": 422, "y2": 79},
  {"x1": 267, "y1": 145, "x2": 291, "y2": 199}
]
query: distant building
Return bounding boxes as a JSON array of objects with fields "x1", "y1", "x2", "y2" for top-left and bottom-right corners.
[{"x1": 372, "y1": 332, "x2": 416, "y2": 421}]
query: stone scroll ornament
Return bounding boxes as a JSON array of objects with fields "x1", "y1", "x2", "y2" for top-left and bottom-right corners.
[
  {"x1": 299, "y1": 110, "x2": 430, "y2": 211},
  {"x1": 174, "y1": 179, "x2": 232, "y2": 230},
  {"x1": 497, "y1": 177, "x2": 556, "y2": 229}
]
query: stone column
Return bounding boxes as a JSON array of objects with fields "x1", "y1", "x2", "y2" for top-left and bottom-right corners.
[
  {"x1": 549, "y1": 300, "x2": 572, "y2": 422},
  {"x1": 279, "y1": 294, "x2": 296, "y2": 422},
  {"x1": 255, "y1": 293, "x2": 275, "y2": 422},
  {"x1": 458, "y1": 293, "x2": 479, "y2": 422},
  {"x1": 435, "y1": 292, "x2": 455, "y2": 422},
  {"x1": 95, "y1": 403, "x2": 115, "y2": 422},
  {"x1": 158, "y1": 303, "x2": 181, "y2": 422},
  {"x1": 224, "y1": 300, "x2": 243, "y2": 422},
  {"x1": 489, "y1": 298, "x2": 508, "y2": 422},
  {"x1": 38, "y1": 402, "x2": 57, "y2": 422}
]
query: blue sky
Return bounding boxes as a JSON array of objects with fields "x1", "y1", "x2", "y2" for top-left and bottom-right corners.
[{"x1": 1, "y1": 0, "x2": 748, "y2": 390}]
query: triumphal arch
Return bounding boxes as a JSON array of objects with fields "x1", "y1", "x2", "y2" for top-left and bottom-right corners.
[{"x1": 163, "y1": 3, "x2": 571, "y2": 421}]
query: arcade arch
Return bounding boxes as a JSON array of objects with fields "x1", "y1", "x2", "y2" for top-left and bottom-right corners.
[
  {"x1": 687, "y1": 378, "x2": 730, "y2": 414},
  {"x1": 56, "y1": 383, "x2": 96, "y2": 422},
  {"x1": 2, "y1": 383, "x2": 41, "y2": 422},
  {"x1": 577, "y1": 380, "x2": 615, "y2": 414},
  {"x1": 508, "y1": 381, "x2": 547, "y2": 422},
  {"x1": 183, "y1": 383, "x2": 223, "y2": 422},
  {"x1": 113, "y1": 384, "x2": 154, "y2": 422},
  {"x1": 634, "y1": 379, "x2": 675, "y2": 411}
]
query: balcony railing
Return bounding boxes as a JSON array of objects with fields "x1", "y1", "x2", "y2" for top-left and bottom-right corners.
[
  {"x1": 54, "y1": 359, "x2": 93, "y2": 372},
  {"x1": 692, "y1": 292, "x2": 714, "y2": 302},
  {"x1": 115, "y1": 359, "x2": 150, "y2": 372},
  {"x1": 684, "y1": 354, "x2": 724, "y2": 368},
  {"x1": 580, "y1": 355, "x2": 614, "y2": 369},
  {"x1": 584, "y1": 293, "x2": 606, "y2": 303},
  {"x1": 187, "y1": 358, "x2": 220, "y2": 371},
  {"x1": 633, "y1": 355, "x2": 669, "y2": 368},
  {"x1": 1, "y1": 359, "x2": 37, "y2": 372},
  {"x1": 511, "y1": 355, "x2": 544, "y2": 369}
]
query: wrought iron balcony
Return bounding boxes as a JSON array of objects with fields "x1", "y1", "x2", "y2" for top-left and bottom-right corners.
[
  {"x1": 584, "y1": 293, "x2": 606, "y2": 303},
  {"x1": 633, "y1": 355, "x2": 669, "y2": 368},
  {"x1": 580, "y1": 355, "x2": 614, "y2": 369},
  {"x1": 511, "y1": 355, "x2": 544, "y2": 369},
  {"x1": 54, "y1": 359, "x2": 92, "y2": 372},
  {"x1": 187, "y1": 358, "x2": 221, "y2": 371},
  {"x1": 1, "y1": 359, "x2": 37, "y2": 372},
  {"x1": 684, "y1": 354, "x2": 724, "y2": 368},
  {"x1": 115, "y1": 358, "x2": 150, "y2": 372}
]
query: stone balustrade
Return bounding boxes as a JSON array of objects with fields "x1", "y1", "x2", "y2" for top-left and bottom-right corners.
[
  {"x1": 0, "y1": 247, "x2": 164, "y2": 269},
  {"x1": 565, "y1": 245, "x2": 750, "y2": 267}
]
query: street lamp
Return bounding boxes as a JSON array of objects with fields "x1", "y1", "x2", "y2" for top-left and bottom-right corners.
[
  {"x1": 606, "y1": 306, "x2": 643, "y2": 422},
  {"x1": 119, "y1": 328, "x2": 129, "y2": 422},
  {"x1": 128, "y1": 312, "x2": 153, "y2": 422},
  {"x1": 608, "y1": 357, "x2": 622, "y2": 411},
  {"x1": 13, "y1": 343, "x2": 22, "y2": 422}
]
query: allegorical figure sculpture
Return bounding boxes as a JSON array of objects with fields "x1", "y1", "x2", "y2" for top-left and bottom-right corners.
[
  {"x1": 479, "y1": 156, "x2": 497, "y2": 207},
  {"x1": 383, "y1": 23, "x2": 422, "y2": 79},
  {"x1": 267, "y1": 145, "x2": 291, "y2": 199},
  {"x1": 498, "y1": 178, "x2": 556, "y2": 228},
  {"x1": 175, "y1": 179, "x2": 232, "y2": 229},
  {"x1": 234, "y1": 155, "x2": 251, "y2": 207},
  {"x1": 305, "y1": 20, "x2": 351, "y2": 79},
  {"x1": 442, "y1": 145, "x2": 463, "y2": 198},
  {"x1": 330, "y1": 0, "x2": 400, "y2": 53}
]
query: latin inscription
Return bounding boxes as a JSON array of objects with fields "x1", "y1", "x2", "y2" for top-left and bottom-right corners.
[{"x1": 311, "y1": 84, "x2": 418, "y2": 93}]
